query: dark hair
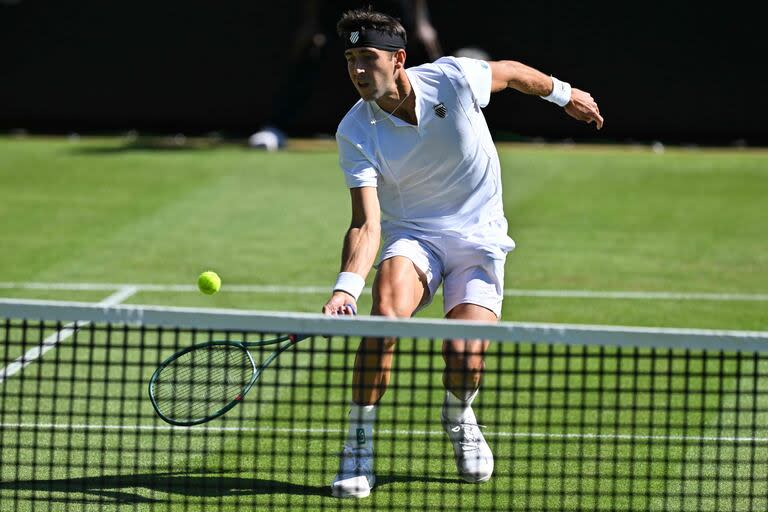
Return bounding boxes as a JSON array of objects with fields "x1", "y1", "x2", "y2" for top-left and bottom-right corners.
[{"x1": 336, "y1": 7, "x2": 407, "y2": 45}]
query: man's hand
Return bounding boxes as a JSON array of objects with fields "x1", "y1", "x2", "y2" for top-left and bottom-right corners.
[
  {"x1": 322, "y1": 292, "x2": 358, "y2": 316},
  {"x1": 565, "y1": 88, "x2": 604, "y2": 129}
]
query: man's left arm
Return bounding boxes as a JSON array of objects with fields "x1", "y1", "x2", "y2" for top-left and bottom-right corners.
[{"x1": 488, "y1": 60, "x2": 604, "y2": 129}]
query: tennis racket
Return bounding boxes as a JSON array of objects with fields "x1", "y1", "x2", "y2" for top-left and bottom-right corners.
[
  {"x1": 148, "y1": 333, "x2": 309, "y2": 426},
  {"x1": 148, "y1": 304, "x2": 356, "y2": 426}
]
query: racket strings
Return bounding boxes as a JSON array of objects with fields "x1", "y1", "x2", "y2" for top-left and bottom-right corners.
[{"x1": 153, "y1": 345, "x2": 255, "y2": 422}]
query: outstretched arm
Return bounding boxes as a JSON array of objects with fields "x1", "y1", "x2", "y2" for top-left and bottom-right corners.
[
  {"x1": 488, "y1": 60, "x2": 604, "y2": 129},
  {"x1": 322, "y1": 186, "x2": 381, "y2": 316}
]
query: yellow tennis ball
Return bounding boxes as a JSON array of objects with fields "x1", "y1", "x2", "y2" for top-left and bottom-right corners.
[{"x1": 197, "y1": 271, "x2": 221, "y2": 295}]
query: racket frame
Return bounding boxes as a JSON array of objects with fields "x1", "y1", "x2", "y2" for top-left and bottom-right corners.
[{"x1": 148, "y1": 334, "x2": 306, "y2": 426}]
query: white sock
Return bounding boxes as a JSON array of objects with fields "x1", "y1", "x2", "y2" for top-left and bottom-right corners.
[
  {"x1": 442, "y1": 388, "x2": 479, "y2": 423},
  {"x1": 345, "y1": 403, "x2": 376, "y2": 451}
]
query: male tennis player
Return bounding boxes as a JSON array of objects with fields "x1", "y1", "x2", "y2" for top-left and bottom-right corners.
[{"x1": 322, "y1": 8, "x2": 603, "y2": 498}]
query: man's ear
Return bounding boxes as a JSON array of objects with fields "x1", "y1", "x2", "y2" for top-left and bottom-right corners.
[{"x1": 393, "y1": 49, "x2": 407, "y2": 70}]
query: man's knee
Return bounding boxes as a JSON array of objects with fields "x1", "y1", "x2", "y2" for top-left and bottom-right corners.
[
  {"x1": 365, "y1": 298, "x2": 413, "y2": 353},
  {"x1": 372, "y1": 298, "x2": 415, "y2": 319},
  {"x1": 372, "y1": 279, "x2": 421, "y2": 319},
  {"x1": 372, "y1": 256, "x2": 428, "y2": 318}
]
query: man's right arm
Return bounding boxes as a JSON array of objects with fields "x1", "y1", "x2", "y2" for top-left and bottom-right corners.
[{"x1": 322, "y1": 186, "x2": 381, "y2": 316}]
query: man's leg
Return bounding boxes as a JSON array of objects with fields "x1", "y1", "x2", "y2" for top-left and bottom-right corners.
[
  {"x1": 442, "y1": 304, "x2": 494, "y2": 396},
  {"x1": 441, "y1": 303, "x2": 497, "y2": 483},
  {"x1": 332, "y1": 256, "x2": 429, "y2": 498},
  {"x1": 353, "y1": 256, "x2": 429, "y2": 404}
]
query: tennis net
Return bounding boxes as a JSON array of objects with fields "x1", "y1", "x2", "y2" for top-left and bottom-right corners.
[{"x1": 1, "y1": 298, "x2": 767, "y2": 512}]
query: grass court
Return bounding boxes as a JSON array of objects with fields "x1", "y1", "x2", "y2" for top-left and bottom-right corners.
[{"x1": 1, "y1": 136, "x2": 766, "y2": 511}]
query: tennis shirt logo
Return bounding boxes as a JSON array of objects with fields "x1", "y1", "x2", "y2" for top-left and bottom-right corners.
[
  {"x1": 433, "y1": 102, "x2": 447, "y2": 118},
  {"x1": 356, "y1": 428, "x2": 366, "y2": 445},
  {"x1": 350, "y1": 31, "x2": 360, "y2": 44}
]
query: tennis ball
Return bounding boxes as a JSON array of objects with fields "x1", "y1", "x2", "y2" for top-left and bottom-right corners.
[{"x1": 197, "y1": 271, "x2": 221, "y2": 295}]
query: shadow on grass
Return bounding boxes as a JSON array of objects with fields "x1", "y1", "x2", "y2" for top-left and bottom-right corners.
[
  {"x1": 0, "y1": 472, "x2": 323, "y2": 504},
  {"x1": 376, "y1": 474, "x2": 459, "y2": 486},
  {"x1": 68, "y1": 136, "x2": 244, "y2": 154},
  {"x1": 0, "y1": 471, "x2": 461, "y2": 504}
]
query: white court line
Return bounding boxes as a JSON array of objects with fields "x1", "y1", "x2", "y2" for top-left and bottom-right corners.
[
  {"x1": 1, "y1": 282, "x2": 767, "y2": 302},
  {"x1": 0, "y1": 286, "x2": 138, "y2": 383},
  {"x1": 1, "y1": 422, "x2": 766, "y2": 444}
]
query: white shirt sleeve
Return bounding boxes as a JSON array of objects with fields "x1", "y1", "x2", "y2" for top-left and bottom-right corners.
[
  {"x1": 336, "y1": 132, "x2": 378, "y2": 189},
  {"x1": 453, "y1": 57, "x2": 493, "y2": 108}
]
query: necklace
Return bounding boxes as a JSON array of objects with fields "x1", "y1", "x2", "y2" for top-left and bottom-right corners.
[{"x1": 370, "y1": 89, "x2": 412, "y2": 125}]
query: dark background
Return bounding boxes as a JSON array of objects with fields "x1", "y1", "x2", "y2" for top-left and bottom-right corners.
[{"x1": 1, "y1": 0, "x2": 765, "y2": 145}]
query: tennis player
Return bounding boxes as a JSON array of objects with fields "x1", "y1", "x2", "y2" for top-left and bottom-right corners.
[{"x1": 322, "y1": 8, "x2": 603, "y2": 498}]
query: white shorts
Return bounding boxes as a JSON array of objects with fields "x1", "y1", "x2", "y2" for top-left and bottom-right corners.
[{"x1": 376, "y1": 225, "x2": 514, "y2": 318}]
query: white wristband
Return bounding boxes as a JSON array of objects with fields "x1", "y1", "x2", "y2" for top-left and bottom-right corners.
[
  {"x1": 541, "y1": 76, "x2": 572, "y2": 107},
  {"x1": 333, "y1": 272, "x2": 365, "y2": 301}
]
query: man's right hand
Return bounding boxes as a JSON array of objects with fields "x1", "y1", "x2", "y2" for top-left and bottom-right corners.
[{"x1": 322, "y1": 292, "x2": 358, "y2": 316}]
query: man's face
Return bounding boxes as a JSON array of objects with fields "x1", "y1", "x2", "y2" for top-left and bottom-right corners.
[{"x1": 344, "y1": 47, "x2": 396, "y2": 102}]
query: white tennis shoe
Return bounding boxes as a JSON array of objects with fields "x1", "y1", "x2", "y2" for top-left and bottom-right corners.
[
  {"x1": 331, "y1": 445, "x2": 375, "y2": 498},
  {"x1": 441, "y1": 405, "x2": 494, "y2": 483}
]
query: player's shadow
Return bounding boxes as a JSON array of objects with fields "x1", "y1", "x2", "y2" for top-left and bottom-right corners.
[
  {"x1": 0, "y1": 471, "x2": 459, "y2": 504},
  {"x1": 0, "y1": 472, "x2": 326, "y2": 504}
]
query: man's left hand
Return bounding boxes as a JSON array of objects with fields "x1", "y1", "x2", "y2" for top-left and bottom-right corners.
[{"x1": 565, "y1": 88, "x2": 604, "y2": 129}]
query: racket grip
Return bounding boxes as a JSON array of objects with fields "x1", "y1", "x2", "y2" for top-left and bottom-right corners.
[
  {"x1": 288, "y1": 334, "x2": 307, "y2": 344},
  {"x1": 345, "y1": 304, "x2": 357, "y2": 315}
]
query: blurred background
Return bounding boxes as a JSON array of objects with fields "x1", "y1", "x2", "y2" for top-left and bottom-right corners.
[{"x1": 1, "y1": 0, "x2": 765, "y2": 146}]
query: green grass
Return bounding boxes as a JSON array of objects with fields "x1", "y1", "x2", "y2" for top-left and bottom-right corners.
[
  {"x1": 1, "y1": 137, "x2": 766, "y2": 327},
  {"x1": 1, "y1": 136, "x2": 767, "y2": 511}
]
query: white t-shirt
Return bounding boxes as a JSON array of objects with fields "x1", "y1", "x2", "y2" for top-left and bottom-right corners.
[{"x1": 336, "y1": 56, "x2": 514, "y2": 249}]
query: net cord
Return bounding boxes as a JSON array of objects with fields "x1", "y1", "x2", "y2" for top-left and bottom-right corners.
[{"x1": 1, "y1": 298, "x2": 767, "y2": 352}]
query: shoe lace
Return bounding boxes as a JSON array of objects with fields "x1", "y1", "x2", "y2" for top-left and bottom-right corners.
[{"x1": 450, "y1": 422, "x2": 486, "y2": 451}]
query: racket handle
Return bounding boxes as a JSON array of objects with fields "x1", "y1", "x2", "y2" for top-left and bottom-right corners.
[{"x1": 345, "y1": 303, "x2": 357, "y2": 315}]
